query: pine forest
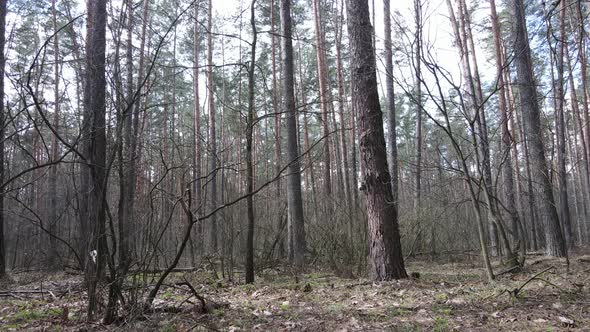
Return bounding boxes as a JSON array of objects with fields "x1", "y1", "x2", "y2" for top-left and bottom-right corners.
[{"x1": 0, "y1": 0, "x2": 589, "y2": 330}]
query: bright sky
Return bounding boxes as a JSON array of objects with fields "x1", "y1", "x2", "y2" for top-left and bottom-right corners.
[{"x1": 210, "y1": 0, "x2": 495, "y2": 86}]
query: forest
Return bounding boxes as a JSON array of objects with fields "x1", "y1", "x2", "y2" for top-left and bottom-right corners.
[{"x1": 0, "y1": 0, "x2": 589, "y2": 330}]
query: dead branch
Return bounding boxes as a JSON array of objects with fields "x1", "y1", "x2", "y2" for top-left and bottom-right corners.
[
  {"x1": 176, "y1": 280, "x2": 207, "y2": 314},
  {"x1": 508, "y1": 266, "x2": 555, "y2": 298}
]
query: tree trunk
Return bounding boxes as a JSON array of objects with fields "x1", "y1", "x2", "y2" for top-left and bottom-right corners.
[
  {"x1": 553, "y1": 0, "x2": 572, "y2": 248},
  {"x1": 413, "y1": 0, "x2": 423, "y2": 246},
  {"x1": 335, "y1": 1, "x2": 353, "y2": 245},
  {"x1": 245, "y1": 0, "x2": 258, "y2": 284},
  {"x1": 312, "y1": 0, "x2": 332, "y2": 197},
  {"x1": 82, "y1": 0, "x2": 108, "y2": 319},
  {"x1": 281, "y1": 0, "x2": 306, "y2": 269},
  {"x1": 575, "y1": 1, "x2": 590, "y2": 192},
  {"x1": 48, "y1": 0, "x2": 61, "y2": 271},
  {"x1": 384, "y1": 0, "x2": 398, "y2": 212},
  {"x1": 512, "y1": 0, "x2": 566, "y2": 257},
  {"x1": 0, "y1": 0, "x2": 6, "y2": 279},
  {"x1": 490, "y1": 0, "x2": 521, "y2": 247},
  {"x1": 207, "y1": 0, "x2": 218, "y2": 254},
  {"x1": 346, "y1": 0, "x2": 407, "y2": 280},
  {"x1": 193, "y1": 1, "x2": 203, "y2": 258}
]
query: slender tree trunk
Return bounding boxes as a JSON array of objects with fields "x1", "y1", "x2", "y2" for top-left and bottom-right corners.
[
  {"x1": 567, "y1": 42, "x2": 590, "y2": 245},
  {"x1": 384, "y1": 0, "x2": 398, "y2": 212},
  {"x1": 207, "y1": 0, "x2": 218, "y2": 254},
  {"x1": 312, "y1": 0, "x2": 332, "y2": 197},
  {"x1": 335, "y1": 1, "x2": 353, "y2": 244},
  {"x1": 271, "y1": 0, "x2": 282, "y2": 200},
  {"x1": 48, "y1": 0, "x2": 61, "y2": 270},
  {"x1": 297, "y1": 41, "x2": 319, "y2": 223},
  {"x1": 568, "y1": 110, "x2": 586, "y2": 245},
  {"x1": 128, "y1": 0, "x2": 150, "y2": 264},
  {"x1": 193, "y1": 1, "x2": 203, "y2": 258},
  {"x1": 553, "y1": 1, "x2": 573, "y2": 248},
  {"x1": 413, "y1": 0, "x2": 423, "y2": 245},
  {"x1": 245, "y1": 0, "x2": 258, "y2": 284},
  {"x1": 346, "y1": 0, "x2": 407, "y2": 280},
  {"x1": 575, "y1": 1, "x2": 590, "y2": 189},
  {"x1": 0, "y1": 0, "x2": 6, "y2": 279},
  {"x1": 512, "y1": 0, "x2": 566, "y2": 257}
]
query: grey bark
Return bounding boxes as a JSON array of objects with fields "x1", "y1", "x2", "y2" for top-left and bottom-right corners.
[
  {"x1": 384, "y1": 0, "x2": 398, "y2": 211},
  {"x1": 0, "y1": 0, "x2": 6, "y2": 279},
  {"x1": 81, "y1": 0, "x2": 108, "y2": 319},
  {"x1": 281, "y1": 0, "x2": 306, "y2": 269},
  {"x1": 245, "y1": 0, "x2": 257, "y2": 284},
  {"x1": 207, "y1": 0, "x2": 218, "y2": 254},
  {"x1": 552, "y1": 1, "x2": 572, "y2": 247}
]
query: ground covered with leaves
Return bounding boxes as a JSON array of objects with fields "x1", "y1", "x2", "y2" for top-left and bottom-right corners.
[{"x1": 1, "y1": 251, "x2": 589, "y2": 331}]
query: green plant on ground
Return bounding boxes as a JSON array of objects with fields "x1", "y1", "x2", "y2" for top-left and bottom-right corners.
[{"x1": 433, "y1": 316, "x2": 449, "y2": 332}]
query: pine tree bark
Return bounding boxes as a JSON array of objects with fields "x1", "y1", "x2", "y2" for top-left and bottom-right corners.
[
  {"x1": 81, "y1": 0, "x2": 108, "y2": 319},
  {"x1": 512, "y1": 0, "x2": 566, "y2": 257},
  {"x1": 281, "y1": 0, "x2": 306, "y2": 269},
  {"x1": 490, "y1": 0, "x2": 521, "y2": 247},
  {"x1": 346, "y1": 0, "x2": 407, "y2": 280}
]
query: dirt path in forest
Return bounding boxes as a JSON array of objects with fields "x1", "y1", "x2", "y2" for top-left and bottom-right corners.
[{"x1": 1, "y1": 253, "x2": 589, "y2": 331}]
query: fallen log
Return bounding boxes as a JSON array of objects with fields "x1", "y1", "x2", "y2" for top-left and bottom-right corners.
[{"x1": 129, "y1": 267, "x2": 199, "y2": 275}]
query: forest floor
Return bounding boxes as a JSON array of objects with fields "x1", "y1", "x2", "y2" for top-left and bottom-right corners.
[{"x1": 1, "y1": 250, "x2": 589, "y2": 331}]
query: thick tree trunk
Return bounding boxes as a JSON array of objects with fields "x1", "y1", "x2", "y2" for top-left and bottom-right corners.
[
  {"x1": 346, "y1": 0, "x2": 407, "y2": 280},
  {"x1": 281, "y1": 0, "x2": 306, "y2": 269},
  {"x1": 82, "y1": 0, "x2": 108, "y2": 319},
  {"x1": 512, "y1": 0, "x2": 566, "y2": 257},
  {"x1": 490, "y1": 0, "x2": 520, "y2": 247}
]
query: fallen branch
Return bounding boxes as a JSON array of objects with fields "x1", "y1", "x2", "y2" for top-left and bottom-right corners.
[
  {"x1": 129, "y1": 267, "x2": 199, "y2": 275},
  {"x1": 176, "y1": 280, "x2": 207, "y2": 314},
  {"x1": 0, "y1": 289, "x2": 67, "y2": 297},
  {"x1": 508, "y1": 266, "x2": 555, "y2": 298}
]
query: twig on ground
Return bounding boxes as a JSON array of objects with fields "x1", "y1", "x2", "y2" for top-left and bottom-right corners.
[{"x1": 508, "y1": 266, "x2": 555, "y2": 298}]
